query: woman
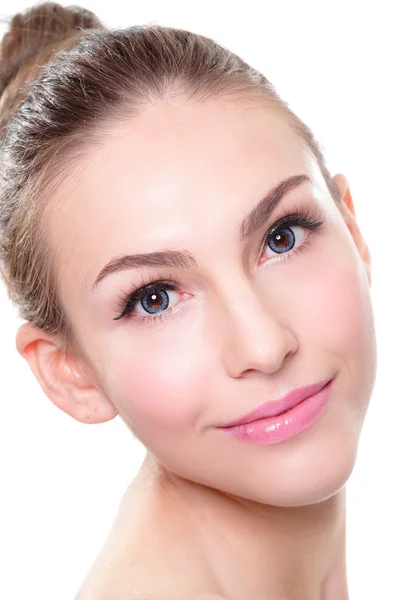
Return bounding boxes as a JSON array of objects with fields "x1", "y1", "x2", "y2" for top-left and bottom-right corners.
[{"x1": 0, "y1": 3, "x2": 377, "y2": 599}]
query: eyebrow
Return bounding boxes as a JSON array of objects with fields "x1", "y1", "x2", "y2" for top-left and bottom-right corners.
[{"x1": 92, "y1": 173, "x2": 311, "y2": 291}]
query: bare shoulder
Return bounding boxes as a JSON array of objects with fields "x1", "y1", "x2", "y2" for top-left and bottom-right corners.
[
  {"x1": 72, "y1": 534, "x2": 222, "y2": 600},
  {"x1": 75, "y1": 580, "x2": 225, "y2": 600},
  {"x1": 73, "y1": 559, "x2": 225, "y2": 600},
  {"x1": 75, "y1": 587, "x2": 226, "y2": 600},
  {"x1": 72, "y1": 516, "x2": 213, "y2": 599},
  {"x1": 73, "y1": 475, "x2": 221, "y2": 600},
  {"x1": 73, "y1": 549, "x2": 222, "y2": 599},
  {"x1": 72, "y1": 534, "x2": 177, "y2": 600}
]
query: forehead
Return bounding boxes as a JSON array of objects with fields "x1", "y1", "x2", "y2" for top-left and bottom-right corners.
[{"x1": 47, "y1": 97, "x2": 319, "y2": 295}]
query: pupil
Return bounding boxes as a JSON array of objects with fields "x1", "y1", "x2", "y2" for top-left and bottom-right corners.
[
  {"x1": 275, "y1": 232, "x2": 288, "y2": 247},
  {"x1": 149, "y1": 293, "x2": 162, "y2": 307}
]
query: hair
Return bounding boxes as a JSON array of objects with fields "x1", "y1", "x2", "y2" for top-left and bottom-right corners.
[{"x1": 0, "y1": 2, "x2": 341, "y2": 357}]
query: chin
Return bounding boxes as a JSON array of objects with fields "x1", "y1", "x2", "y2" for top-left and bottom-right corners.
[{"x1": 212, "y1": 421, "x2": 362, "y2": 508}]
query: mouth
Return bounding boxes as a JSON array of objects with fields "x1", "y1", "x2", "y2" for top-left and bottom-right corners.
[
  {"x1": 217, "y1": 378, "x2": 335, "y2": 445},
  {"x1": 218, "y1": 378, "x2": 333, "y2": 428}
]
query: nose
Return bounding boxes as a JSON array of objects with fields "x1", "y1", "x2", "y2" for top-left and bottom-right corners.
[{"x1": 216, "y1": 279, "x2": 298, "y2": 379}]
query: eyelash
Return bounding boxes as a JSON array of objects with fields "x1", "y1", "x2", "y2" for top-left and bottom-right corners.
[{"x1": 113, "y1": 203, "x2": 325, "y2": 325}]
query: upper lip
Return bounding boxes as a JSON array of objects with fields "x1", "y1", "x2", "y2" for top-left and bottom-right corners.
[{"x1": 218, "y1": 378, "x2": 332, "y2": 428}]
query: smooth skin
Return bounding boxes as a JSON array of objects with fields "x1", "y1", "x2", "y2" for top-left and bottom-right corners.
[{"x1": 16, "y1": 95, "x2": 376, "y2": 599}]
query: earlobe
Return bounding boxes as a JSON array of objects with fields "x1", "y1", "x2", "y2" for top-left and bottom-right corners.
[
  {"x1": 15, "y1": 322, "x2": 118, "y2": 424},
  {"x1": 332, "y1": 173, "x2": 372, "y2": 287}
]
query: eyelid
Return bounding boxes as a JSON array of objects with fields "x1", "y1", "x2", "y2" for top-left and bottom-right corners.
[
  {"x1": 267, "y1": 200, "x2": 325, "y2": 231},
  {"x1": 127, "y1": 293, "x2": 191, "y2": 327}
]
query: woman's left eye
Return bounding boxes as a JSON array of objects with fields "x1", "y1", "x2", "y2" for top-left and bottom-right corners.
[
  {"x1": 261, "y1": 208, "x2": 325, "y2": 263},
  {"x1": 263, "y1": 224, "x2": 305, "y2": 258}
]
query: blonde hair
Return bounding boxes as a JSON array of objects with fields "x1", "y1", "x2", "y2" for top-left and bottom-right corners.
[{"x1": 0, "y1": 2, "x2": 340, "y2": 355}]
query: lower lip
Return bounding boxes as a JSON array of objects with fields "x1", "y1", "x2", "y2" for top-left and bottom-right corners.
[{"x1": 218, "y1": 378, "x2": 334, "y2": 445}]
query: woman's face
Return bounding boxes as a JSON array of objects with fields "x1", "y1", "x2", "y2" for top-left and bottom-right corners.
[{"x1": 48, "y1": 96, "x2": 377, "y2": 506}]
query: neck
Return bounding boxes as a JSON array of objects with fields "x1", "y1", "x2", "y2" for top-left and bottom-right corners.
[{"x1": 139, "y1": 454, "x2": 349, "y2": 600}]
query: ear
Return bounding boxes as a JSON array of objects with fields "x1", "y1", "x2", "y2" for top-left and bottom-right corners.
[
  {"x1": 333, "y1": 173, "x2": 372, "y2": 287},
  {"x1": 15, "y1": 322, "x2": 118, "y2": 424}
]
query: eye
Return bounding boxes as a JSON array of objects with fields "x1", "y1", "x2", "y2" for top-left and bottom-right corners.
[
  {"x1": 264, "y1": 224, "x2": 305, "y2": 258},
  {"x1": 113, "y1": 276, "x2": 184, "y2": 322},
  {"x1": 260, "y1": 205, "x2": 325, "y2": 264},
  {"x1": 135, "y1": 288, "x2": 180, "y2": 316}
]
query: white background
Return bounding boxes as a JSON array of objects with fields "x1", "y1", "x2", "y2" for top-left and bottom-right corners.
[{"x1": 0, "y1": 1, "x2": 399, "y2": 598}]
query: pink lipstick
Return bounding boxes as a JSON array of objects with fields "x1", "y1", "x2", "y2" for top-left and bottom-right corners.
[{"x1": 217, "y1": 377, "x2": 334, "y2": 445}]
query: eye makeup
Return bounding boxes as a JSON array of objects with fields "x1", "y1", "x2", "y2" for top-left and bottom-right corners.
[{"x1": 112, "y1": 202, "x2": 326, "y2": 324}]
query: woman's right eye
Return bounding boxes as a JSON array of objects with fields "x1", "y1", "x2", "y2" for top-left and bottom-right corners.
[
  {"x1": 113, "y1": 279, "x2": 182, "y2": 322},
  {"x1": 134, "y1": 287, "x2": 180, "y2": 318}
]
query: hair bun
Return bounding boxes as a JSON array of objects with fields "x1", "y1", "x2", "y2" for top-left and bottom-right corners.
[{"x1": 0, "y1": 2, "x2": 105, "y2": 123}]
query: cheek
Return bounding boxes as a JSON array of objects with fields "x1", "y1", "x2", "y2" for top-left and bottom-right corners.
[
  {"x1": 295, "y1": 236, "x2": 377, "y2": 425},
  {"x1": 304, "y1": 250, "x2": 374, "y2": 362},
  {"x1": 108, "y1": 323, "x2": 207, "y2": 434}
]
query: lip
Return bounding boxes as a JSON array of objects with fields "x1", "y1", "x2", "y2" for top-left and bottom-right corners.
[
  {"x1": 217, "y1": 377, "x2": 334, "y2": 445},
  {"x1": 218, "y1": 378, "x2": 333, "y2": 428}
]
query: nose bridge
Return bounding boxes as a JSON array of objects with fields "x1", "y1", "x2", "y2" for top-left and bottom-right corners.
[{"x1": 212, "y1": 270, "x2": 296, "y2": 376}]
